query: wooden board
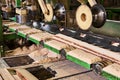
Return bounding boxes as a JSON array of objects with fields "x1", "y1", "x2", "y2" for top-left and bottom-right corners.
[
  {"x1": 3, "y1": 22, "x2": 20, "y2": 27},
  {"x1": 45, "y1": 40, "x2": 69, "y2": 50},
  {"x1": 29, "y1": 32, "x2": 54, "y2": 41},
  {"x1": 0, "y1": 68, "x2": 15, "y2": 80},
  {"x1": 10, "y1": 25, "x2": 31, "y2": 31},
  {"x1": 67, "y1": 49, "x2": 102, "y2": 64},
  {"x1": 13, "y1": 75, "x2": 21, "y2": 80},
  {"x1": 15, "y1": 68, "x2": 38, "y2": 80},
  {"x1": 19, "y1": 28, "x2": 42, "y2": 35},
  {"x1": 103, "y1": 63, "x2": 120, "y2": 78},
  {"x1": 54, "y1": 34, "x2": 120, "y2": 64}
]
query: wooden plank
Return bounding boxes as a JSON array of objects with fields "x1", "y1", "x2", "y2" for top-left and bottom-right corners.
[
  {"x1": 67, "y1": 49, "x2": 102, "y2": 64},
  {"x1": 45, "y1": 40, "x2": 69, "y2": 50},
  {"x1": 0, "y1": 68, "x2": 15, "y2": 80},
  {"x1": 3, "y1": 22, "x2": 19, "y2": 27},
  {"x1": 13, "y1": 75, "x2": 21, "y2": 80},
  {"x1": 103, "y1": 63, "x2": 120, "y2": 78},
  {"x1": 54, "y1": 34, "x2": 120, "y2": 64},
  {"x1": 19, "y1": 28, "x2": 42, "y2": 35},
  {"x1": 29, "y1": 32, "x2": 54, "y2": 41},
  {"x1": 10, "y1": 25, "x2": 31, "y2": 31},
  {"x1": 15, "y1": 68, "x2": 38, "y2": 80}
]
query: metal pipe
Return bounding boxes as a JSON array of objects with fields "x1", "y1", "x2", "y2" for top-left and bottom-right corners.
[{"x1": 90, "y1": 20, "x2": 120, "y2": 38}]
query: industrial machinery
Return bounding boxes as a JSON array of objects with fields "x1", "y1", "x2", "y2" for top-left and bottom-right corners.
[
  {"x1": 0, "y1": 0, "x2": 120, "y2": 80},
  {"x1": 36, "y1": 0, "x2": 106, "y2": 30}
]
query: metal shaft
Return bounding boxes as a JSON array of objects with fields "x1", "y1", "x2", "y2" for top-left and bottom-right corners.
[{"x1": 90, "y1": 20, "x2": 120, "y2": 38}]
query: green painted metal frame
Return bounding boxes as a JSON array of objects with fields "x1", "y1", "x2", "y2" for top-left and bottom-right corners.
[
  {"x1": 15, "y1": 0, "x2": 21, "y2": 7},
  {"x1": 9, "y1": 28, "x2": 16, "y2": 32},
  {"x1": 9, "y1": 27, "x2": 41, "y2": 44},
  {"x1": 28, "y1": 37, "x2": 40, "y2": 45},
  {"x1": 4, "y1": 32, "x2": 20, "y2": 40},
  {"x1": 102, "y1": 71, "x2": 120, "y2": 80},
  {"x1": 9, "y1": 17, "x2": 16, "y2": 22},
  {"x1": 106, "y1": 7, "x2": 120, "y2": 13},
  {"x1": 17, "y1": 32, "x2": 26, "y2": 38},
  {"x1": 66, "y1": 54, "x2": 91, "y2": 69},
  {"x1": 44, "y1": 43, "x2": 60, "y2": 54}
]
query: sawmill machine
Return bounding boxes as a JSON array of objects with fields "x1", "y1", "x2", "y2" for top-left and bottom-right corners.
[
  {"x1": 0, "y1": 0, "x2": 106, "y2": 29},
  {"x1": 35, "y1": 0, "x2": 106, "y2": 30}
]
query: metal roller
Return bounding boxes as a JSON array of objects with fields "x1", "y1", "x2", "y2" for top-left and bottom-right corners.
[
  {"x1": 91, "y1": 61, "x2": 112, "y2": 75},
  {"x1": 91, "y1": 4, "x2": 106, "y2": 28},
  {"x1": 54, "y1": 3, "x2": 66, "y2": 21}
]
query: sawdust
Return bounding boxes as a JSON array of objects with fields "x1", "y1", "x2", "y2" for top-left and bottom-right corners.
[
  {"x1": 34, "y1": 57, "x2": 59, "y2": 64},
  {"x1": 6, "y1": 44, "x2": 61, "y2": 64},
  {"x1": 6, "y1": 44, "x2": 39, "y2": 56},
  {"x1": 28, "y1": 48, "x2": 49, "y2": 60},
  {"x1": 29, "y1": 48, "x2": 61, "y2": 64},
  {"x1": 28, "y1": 44, "x2": 38, "y2": 52}
]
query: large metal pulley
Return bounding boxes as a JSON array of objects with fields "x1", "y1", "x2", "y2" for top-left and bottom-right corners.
[
  {"x1": 54, "y1": 3, "x2": 66, "y2": 21},
  {"x1": 76, "y1": 0, "x2": 106, "y2": 30},
  {"x1": 91, "y1": 4, "x2": 106, "y2": 28}
]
